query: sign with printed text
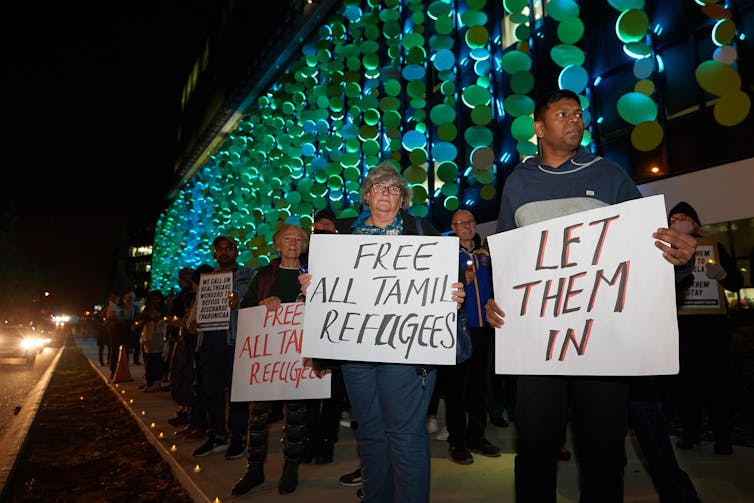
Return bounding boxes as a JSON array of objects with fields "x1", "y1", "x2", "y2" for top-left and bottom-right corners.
[
  {"x1": 487, "y1": 195, "x2": 678, "y2": 376},
  {"x1": 231, "y1": 303, "x2": 331, "y2": 401},
  {"x1": 196, "y1": 271, "x2": 232, "y2": 331},
  {"x1": 677, "y1": 236, "x2": 726, "y2": 315},
  {"x1": 302, "y1": 234, "x2": 459, "y2": 365}
]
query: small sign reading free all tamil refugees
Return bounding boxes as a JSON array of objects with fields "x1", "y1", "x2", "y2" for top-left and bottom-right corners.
[
  {"x1": 196, "y1": 271, "x2": 232, "y2": 331},
  {"x1": 487, "y1": 195, "x2": 678, "y2": 376},
  {"x1": 302, "y1": 234, "x2": 460, "y2": 365},
  {"x1": 231, "y1": 303, "x2": 331, "y2": 402}
]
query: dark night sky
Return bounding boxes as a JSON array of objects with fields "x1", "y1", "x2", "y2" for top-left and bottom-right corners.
[{"x1": 2, "y1": 2, "x2": 201, "y2": 313}]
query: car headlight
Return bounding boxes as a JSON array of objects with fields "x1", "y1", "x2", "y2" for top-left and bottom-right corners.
[{"x1": 21, "y1": 338, "x2": 37, "y2": 349}]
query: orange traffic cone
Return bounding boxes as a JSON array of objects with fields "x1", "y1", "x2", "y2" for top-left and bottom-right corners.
[{"x1": 111, "y1": 345, "x2": 133, "y2": 383}]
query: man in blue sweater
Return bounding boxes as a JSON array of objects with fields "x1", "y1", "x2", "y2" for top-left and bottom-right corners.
[{"x1": 485, "y1": 89, "x2": 697, "y2": 503}]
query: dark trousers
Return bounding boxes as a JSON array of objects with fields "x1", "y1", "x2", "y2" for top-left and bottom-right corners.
[
  {"x1": 198, "y1": 340, "x2": 248, "y2": 441},
  {"x1": 307, "y1": 369, "x2": 346, "y2": 456},
  {"x1": 441, "y1": 326, "x2": 492, "y2": 449},
  {"x1": 108, "y1": 323, "x2": 128, "y2": 376},
  {"x1": 628, "y1": 395, "x2": 700, "y2": 503},
  {"x1": 675, "y1": 314, "x2": 733, "y2": 444},
  {"x1": 515, "y1": 375, "x2": 629, "y2": 503},
  {"x1": 145, "y1": 352, "x2": 163, "y2": 386}
]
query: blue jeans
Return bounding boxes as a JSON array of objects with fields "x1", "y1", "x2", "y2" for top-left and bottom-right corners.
[{"x1": 342, "y1": 363, "x2": 436, "y2": 503}]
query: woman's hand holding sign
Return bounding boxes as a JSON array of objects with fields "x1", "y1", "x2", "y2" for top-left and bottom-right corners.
[{"x1": 258, "y1": 295, "x2": 282, "y2": 313}]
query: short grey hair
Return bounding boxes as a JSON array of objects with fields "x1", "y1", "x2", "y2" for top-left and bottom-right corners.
[
  {"x1": 359, "y1": 162, "x2": 412, "y2": 210},
  {"x1": 272, "y1": 223, "x2": 309, "y2": 253}
]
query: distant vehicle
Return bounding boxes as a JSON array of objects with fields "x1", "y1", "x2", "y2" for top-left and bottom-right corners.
[{"x1": 0, "y1": 325, "x2": 44, "y2": 365}]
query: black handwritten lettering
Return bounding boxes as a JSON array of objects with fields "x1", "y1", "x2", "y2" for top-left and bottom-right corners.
[
  {"x1": 589, "y1": 215, "x2": 620, "y2": 265},
  {"x1": 587, "y1": 260, "x2": 630, "y2": 313}
]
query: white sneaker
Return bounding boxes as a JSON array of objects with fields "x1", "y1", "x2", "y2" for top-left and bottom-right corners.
[
  {"x1": 434, "y1": 426, "x2": 449, "y2": 441},
  {"x1": 427, "y1": 417, "x2": 439, "y2": 434}
]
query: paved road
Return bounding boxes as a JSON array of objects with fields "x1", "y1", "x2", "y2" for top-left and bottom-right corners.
[{"x1": 0, "y1": 344, "x2": 60, "y2": 439}]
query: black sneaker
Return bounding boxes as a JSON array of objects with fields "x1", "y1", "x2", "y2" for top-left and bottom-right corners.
[
  {"x1": 448, "y1": 446, "x2": 474, "y2": 465},
  {"x1": 339, "y1": 467, "x2": 362, "y2": 486},
  {"x1": 468, "y1": 438, "x2": 501, "y2": 457},
  {"x1": 225, "y1": 439, "x2": 246, "y2": 460},
  {"x1": 193, "y1": 437, "x2": 228, "y2": 457}
]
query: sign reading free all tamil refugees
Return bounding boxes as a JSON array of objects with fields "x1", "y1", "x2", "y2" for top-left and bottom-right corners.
[
  {"x1": 231, "y1": 303, "x2": 331, "y2": 402},
  {"x1": 302, "y1": 234, "x2": 459, "y2": 365},
  {"x1": 196, "y1": 271, "x2": 232, "y2": 331},
  {"x1": 487, "y1": 195, "x2": 678, "y2": 376}
]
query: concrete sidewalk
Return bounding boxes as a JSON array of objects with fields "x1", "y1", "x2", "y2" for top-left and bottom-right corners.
[{"x1": 76, "y1": 337, "x2": 754, "y2": 503}]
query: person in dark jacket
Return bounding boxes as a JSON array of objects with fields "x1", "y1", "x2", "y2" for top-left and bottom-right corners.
[
  {"x1": 669, "y1": 201, "x2": 743, "y2": 455},
  {"x1": 232, "y1": 223, "x2": 310, "y2": 496}
]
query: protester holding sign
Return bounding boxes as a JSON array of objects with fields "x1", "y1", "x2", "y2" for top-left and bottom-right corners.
[
  {"x1": 484, "y1": 90, "x2": 696, "y2": 503},
  {"x1": 300, "y1": 162, "x2": 465, "y2": 503},
  {"x1": 192, "y1": 236, "x2": 254, "y2": 461},
  {"x1": 232, "y1": 223, "x2": 310, "y2": 496},
  {"x1": 442, "y1": 209, "x2": 501, "y2": 465},
  {"x1": 669, "y1": 201, "x2": 743, "y2": 455}
]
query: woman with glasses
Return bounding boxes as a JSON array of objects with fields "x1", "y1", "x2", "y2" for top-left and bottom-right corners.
[{"x1": 300, "y1": 162, "x2": 465, "y2": 503}]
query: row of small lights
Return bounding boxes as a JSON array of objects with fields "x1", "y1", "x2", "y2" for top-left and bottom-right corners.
[{"x1": 80, "y1": 380, "x2": 224, "y2": 502}]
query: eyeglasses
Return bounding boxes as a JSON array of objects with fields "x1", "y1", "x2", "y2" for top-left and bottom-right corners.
[
  {"x1": 452, "y1": 219, "x2": 476, "y2": 227},
  {"x1": 372, "y1": 182, "x2": 402, "y2": 196}
]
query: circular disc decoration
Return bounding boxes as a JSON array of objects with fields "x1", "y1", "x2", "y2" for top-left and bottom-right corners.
[
  {"x1": 402, "y1": 64, "x2": 426, "y2": 81},
  {"x1": 461, "y1": 85, "x2": 491, "y2": 108},
  {"x1": 441, "y1": 182, "x2": 459, "y2": 196},
  {"x1": 410, "y1": 205, "x2": 429, "y2": 218},
  {"x1": 443, "y1": 196, "x2": 460, "y2": 211},
  {"x1": 429, "y1": 34, "x2": 454, "y2": 50},
  {"x1": 713, "y1": 90, "x2": 751, "y2": 126},
  {"x1": 712, "y1": 18, "x2": 736, "y2": 46},
  {"x1": 409, "y1": 147, "x2": 428, "y2": 165},
  {"x1": 616, "y1": 9, "x2": 649, "y2": 43},
  {"x1": 558, "y1": 65, "x2": 589, "y2": 93},
  {"x1": 436, "y1": 161, "x2": 459, "y2": 182},
  {"x1": 695, "y1": 60, "x2": 742, "y2": 96},
  {"x1": 383, "y1": 110, "x2": 402, "y2": 129},
  {"x1": 511, "y1": 116, "x2": 535, "y2": 141},
  {"x1": 404, "y1": 165, "x2": 428, "y2": 184},
  {"x1": 557, "y1": 16, "x2": 585, "y2": 44},
  {"x1": 470, "y1": 146, "x2": 494, "y2": 169},
  {"x1": 464, "y1": 126, "x2": 494, "y2": 147},
  {"x1": 634, "y1": 79, "x2": 655, "y2": 95},
  {"x1": 630, "y1": 120, "x2": 663, "y2": 151},
  {"x1": 471, "y1": 104, "x2": 493, "y2": 125},
  {"x1": 550, "y1": 44, "x2": 585, "y2": 67},
  {"x1": 402, "y1": 130, "x2": 427, "y2": 151},
  {"x1": 504, "y1": 0, "x2": 529, "y2": 14},
  {"x1": 412, "y1": 185, "x2": 429, "y2": 204},
  {"x1": 428, "y1": 1, "x2": 452, "y2": 20},
  {"x1": 441, "y1": 80, "x2": 456, "y2": 96},
  {"x1": 633, "y1": 57, "x2": 654, "y2": 79},
  {"x1": 510, "y1": 71, "x2": 535, "y2": 94},
  {"x1": 516, "y1": 140, "x2": 538, "y2": 156},
  {"x1": 547, "y1": 0, "x2": 580, "y2": 22},
  {"x1": 433, "y1": 141, "x2": 458, "y2": 162},
  {"x1": 430, "y1": 103, "x2": 456, "y2": 125},
  {"x1": 461, "y1": 9, "x2": 488, "y2": 26},
  {"x1": 480, "y1": 184, "x2": 497, "y2": 200},
  {"x1": 624, "y1": 42, "x2": 651, "y2": 59},
  {"x1": 713, "y1": 45, "x2": 737, "y2": 65},
  {"x1": 617, "y1": 92, "x2": 657, "y2": 125},
  {"x1": 514, "y1": 24, "x2": 531, "y2": 43},
  {"x1": 433, "y1": 49, "x2": 456, "y2": 72},
  {"x1": 438, "y1": 123, "x2": 457, "y2": 141},
  {"x1": 608, "y1": 0, "x2": 645, "y2": 10},
  {"x1": 504, "y1": 94, "x2": 535, "y2": 116},
  {"x1": 466, "y1": 25, "x2": 490, "y2": 49},
  {"x1": 501, "y1": 50, "x2": 532, "y2": 74}
]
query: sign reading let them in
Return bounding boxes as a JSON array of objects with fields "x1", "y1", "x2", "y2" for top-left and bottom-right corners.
[
  {"x1": 303, "y1": 234, "x2": 459, "y2": 365},
  {"x1": 487, "y1": 195, "x2": 679, "y2": 376}
]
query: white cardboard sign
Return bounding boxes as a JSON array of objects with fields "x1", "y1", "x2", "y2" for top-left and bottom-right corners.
[
  {"x1": 302, "y1": 234, "x2": 459, "y2": 365},
  {"x1": 231, "y1": 303, "x2": 331, "y2": 401},
  {"x1": 196, "y1": 271, "x2": 232, "y2": 331},
  {"x1": 487, "y1": 195, "x2": 678, "y2": 376}
]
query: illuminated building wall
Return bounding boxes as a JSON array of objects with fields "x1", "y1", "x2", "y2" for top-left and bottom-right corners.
[{"x1": 151, "y1": 0, "x2": 753, "y2": 292}]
